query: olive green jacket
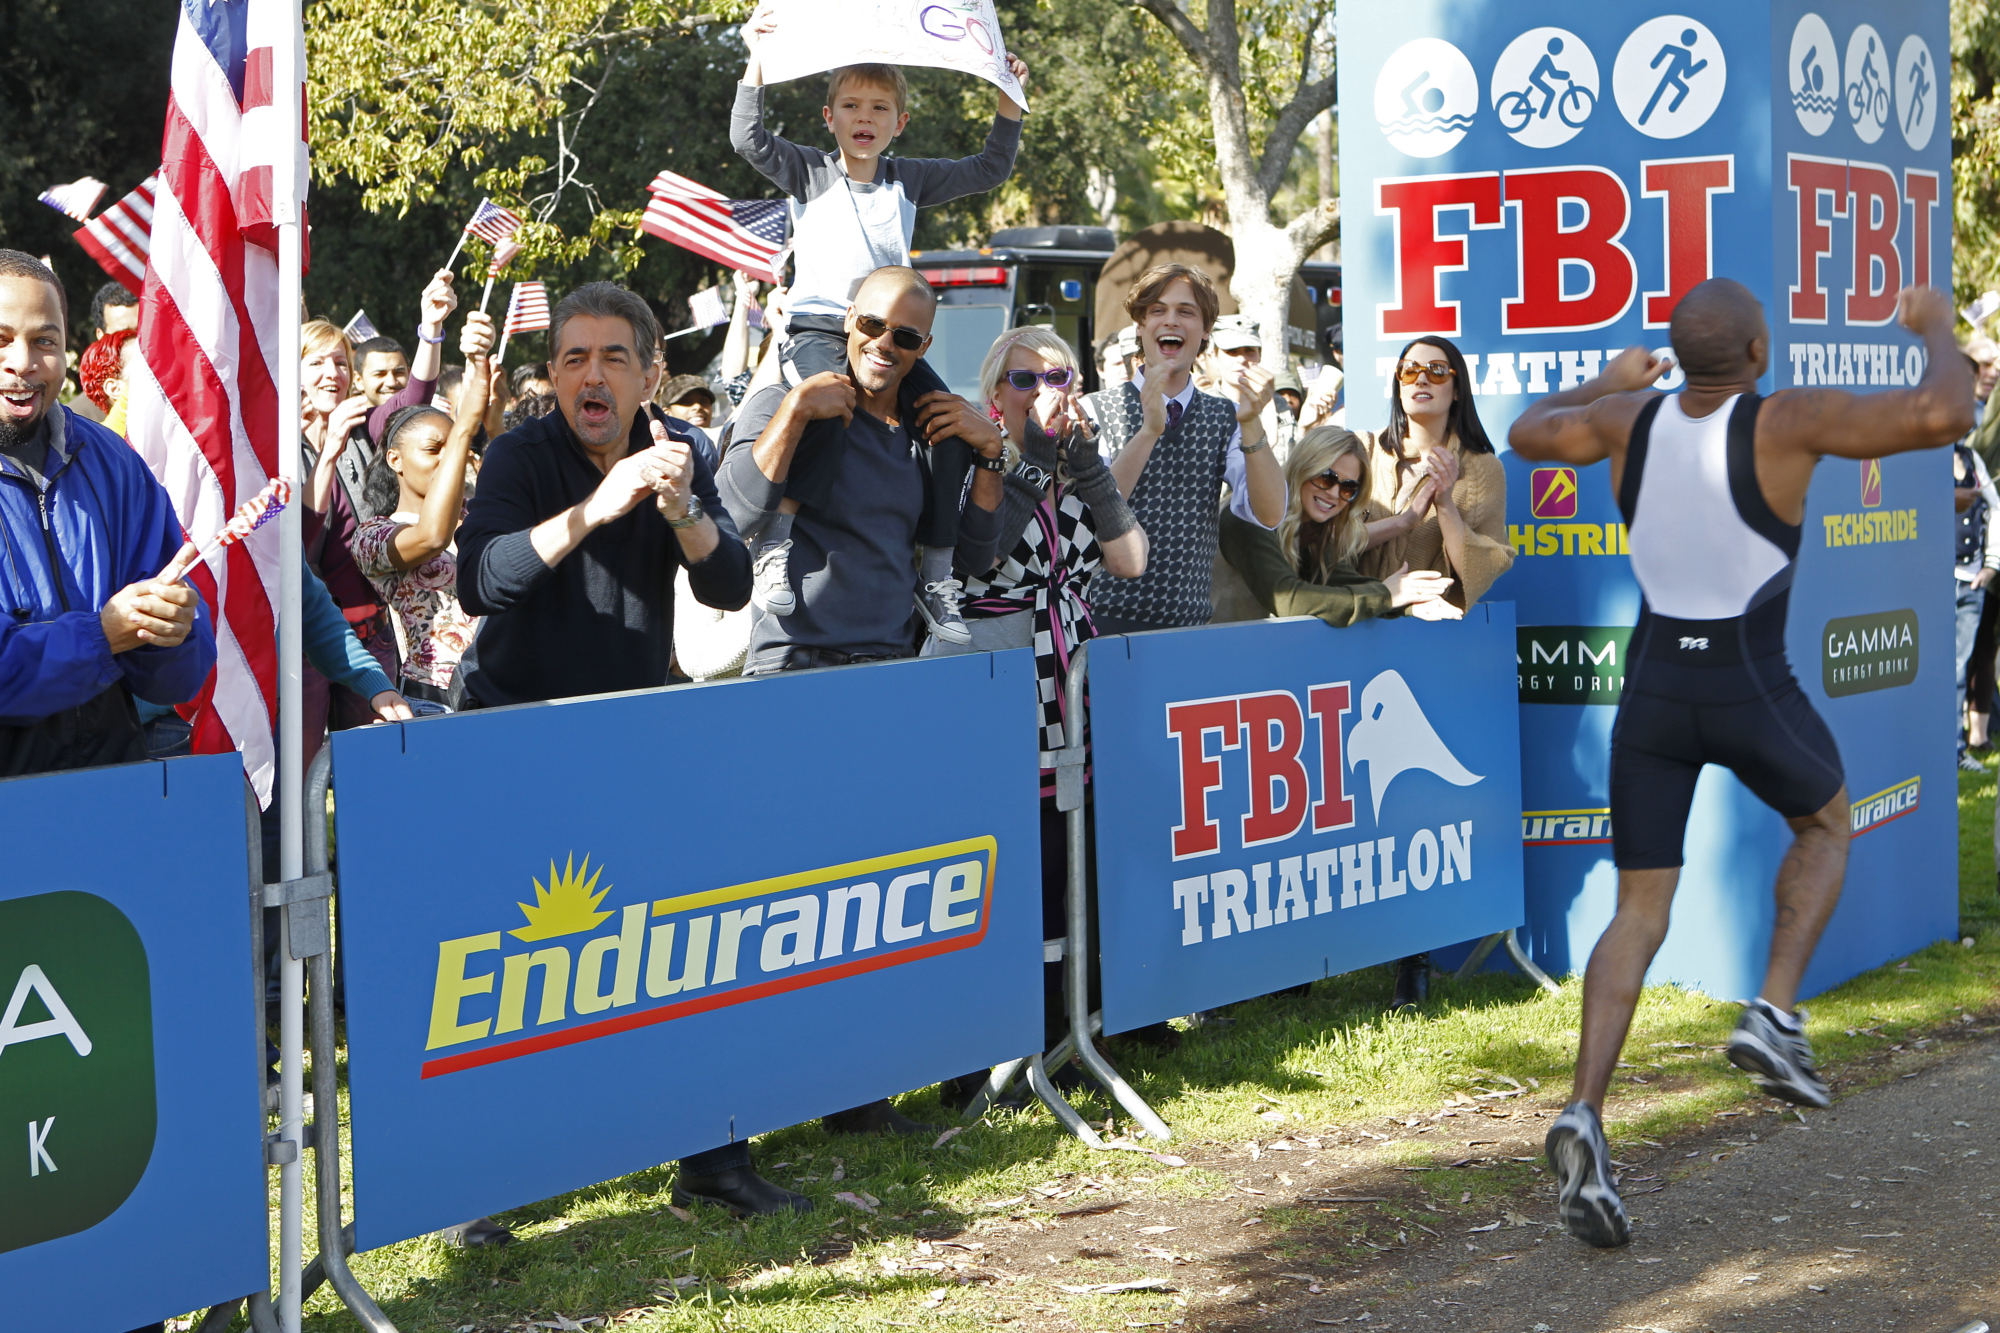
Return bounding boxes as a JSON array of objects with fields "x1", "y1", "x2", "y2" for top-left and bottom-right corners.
[{"x1": 1218, "y1": 510, "x2": 1396, "y2": 628}]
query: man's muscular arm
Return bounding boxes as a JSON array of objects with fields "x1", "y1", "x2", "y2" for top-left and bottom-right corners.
[
  {"x1": 1508, "y1": 347, "x2": 1675, "y2": 464},
  {"x1": 1762, "y1": 287, "x2": 1976, "y2": 463}
]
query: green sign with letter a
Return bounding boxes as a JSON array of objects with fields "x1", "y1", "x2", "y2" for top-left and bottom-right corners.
[{"x1": 0, "y1": 891, "x2": 156, "y2": 1254}]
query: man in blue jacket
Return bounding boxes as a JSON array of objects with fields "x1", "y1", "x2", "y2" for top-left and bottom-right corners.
[{"x1": 0, "y1": 251, "x2": 214, "y2": 776}]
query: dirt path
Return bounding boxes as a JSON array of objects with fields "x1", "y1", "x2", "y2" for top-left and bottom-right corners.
[{"x1": 1194, "y1": 1033, "x2": 2000, "y2": 1333}]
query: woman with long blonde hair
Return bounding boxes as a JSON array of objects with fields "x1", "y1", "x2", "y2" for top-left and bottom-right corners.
[{"x1": 1221, "y1": 426, "x2": 1457, "y2": 626}]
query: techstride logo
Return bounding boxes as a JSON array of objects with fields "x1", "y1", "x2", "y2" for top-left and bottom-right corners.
[
  {"x1": 423, "y1": 842, "x2": 995, "y2": 1078},
  {"x1": 1164, "y1": 670, "x2": 1483, "y2": 946}
]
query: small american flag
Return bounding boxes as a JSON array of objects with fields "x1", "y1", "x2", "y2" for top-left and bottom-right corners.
[
  {"x1": 75, "y1": 173, "x2": 160, "y2": 295},
  {"x1": 487, "y1": 237, "x2": 522, "y2": 277},
  {"x1": 642, "y1": 171, "x2": 788, "y2": 285},
  {"x1": 463, "y1": 198, "x2": 526, "y2": 246},
  {"x1": 688, "y1": 284, "x2": 729, "y2": 329},
  {"x1": 39, "y1": 176, "x2": 107, "y2": 222},
  {"x1": 342, "y1": 309, "x2": 380, "y2": 343},
  {"x1": 504, "y1": 281, "x2": 551, "y2": 337}
]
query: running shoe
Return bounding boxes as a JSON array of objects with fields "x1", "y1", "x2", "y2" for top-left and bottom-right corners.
[
  {"x1": 1726, "y1": 998, "x2": 1831, "y2": 1108},
  {"x1": 1961, "y1": 754, "x2": 1988, "y2": 773},
  {"x1": 1545, "y1": 1101, "x2": 1630, "y2": 1248},
  {"x1": 917, "y1": 577, "x2": 972, "y2": 645},
  {"x1": 751, "y1": 540, "x2": 795, "y2": 616}
]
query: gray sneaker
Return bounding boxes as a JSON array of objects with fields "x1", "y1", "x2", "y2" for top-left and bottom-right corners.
[
  {"x1": 751, "y1": 540, "x2": 795, "y2": 616},
  {"x1": 917, "y1": 577, "x2": 972, "y2": 645},
  {"x1": 1726, "y1": 998, "x2": 1831, "y2": 1108},
  {"x1": 1545, "y1": 1101, "x2": 1630, "y2": 1248}
]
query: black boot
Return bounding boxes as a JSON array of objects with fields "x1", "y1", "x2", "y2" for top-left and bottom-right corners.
[
  {"x1": 1390, "y1": 953, "x2": 1430, "y2": 1012},
  {"x1": 673, "y1": 1166, "x2": 813, "y2": 1217},
  {"x1": 439, "y1": 1216, "x2": 515, "y2": 1247},
  {"x1": 823, "y1": 1098, "x2": 936, "y2": 1136}
]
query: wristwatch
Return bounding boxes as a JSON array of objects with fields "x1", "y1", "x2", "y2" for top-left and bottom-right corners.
[
  {"x1": 973, "y1": 451, "x2": 1009, "y2": 473},
  {"x1": 1012, "y1": 459, "x2": 1055, "y2": 490},
  {"x1": 667, "y1": 495, "x2": 704, "y2": 529}
]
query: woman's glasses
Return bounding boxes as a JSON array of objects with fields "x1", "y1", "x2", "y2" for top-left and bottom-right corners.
[
  {"x1": 1307, "y1": 470, "x2": 1362, "y2": 501},
  {"x1": 1003, "y1": 367, "x2": 1076, "y2": 391},
  {"x1": 1396, "y1": 359, "x2": 1455, "y2": 385},
  {"x1": 854, "y1": 313, "x2": 927, "y2": 351}
]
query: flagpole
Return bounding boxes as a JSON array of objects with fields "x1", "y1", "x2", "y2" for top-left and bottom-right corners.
[
  {"x1": 480, "y1": 273, "x2": 497, "y2": 313},
  {"x1": 273, "y1": 0, "x2": 306, "y2": 1328}
]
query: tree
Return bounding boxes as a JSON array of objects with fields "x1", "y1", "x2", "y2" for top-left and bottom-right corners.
[
  {"x1": 1953, "y1": 0, "x2": 2000, "y2": 306},
  {"x1": 1128, "y1": 0, "x2": 1337, "y2": 368}
]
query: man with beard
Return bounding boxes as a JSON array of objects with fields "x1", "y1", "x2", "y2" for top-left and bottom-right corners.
[{"x1": 0, "y1": 251, "x2": 214, "y2": 776}]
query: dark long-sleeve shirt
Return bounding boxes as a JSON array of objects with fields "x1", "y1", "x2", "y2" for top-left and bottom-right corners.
[{"x1": 456, "y1": 407, "x2": 750, "y2": 706}]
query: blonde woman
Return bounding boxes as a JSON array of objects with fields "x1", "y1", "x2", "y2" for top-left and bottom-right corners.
[
  {"x1": 1356, "y1": 336, "x2": 1514, "y2": 608},
  {"x1": 1220, "y1": 426, "x2": 1457, "y2": 627}
]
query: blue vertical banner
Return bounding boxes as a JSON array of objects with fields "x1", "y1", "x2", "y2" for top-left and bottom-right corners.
[
  {"x1": 0, "y1": 756, "x2": 268, "y2": 1329},
  {"x1": 1337, "y1": 0, "x2": 1954, "y2": 1000}
]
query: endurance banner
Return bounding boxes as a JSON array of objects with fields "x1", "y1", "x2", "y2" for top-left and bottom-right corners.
[
  {"x1": 333, "y1": 651, "x2": 1043, "y2": 1249},
  {"x1": 0, "y1": 755, "x2": 267, "y2": 1328},
  {"x1": 756, "y1": 0, "x2": 1028, "y2": 110},
  {"x1": 1338, "y1": 0, "x2": 1955, "y2": 1001},
  {"x1": 1087, "y1": 610, "x2": 1526, "y2": 1033}
]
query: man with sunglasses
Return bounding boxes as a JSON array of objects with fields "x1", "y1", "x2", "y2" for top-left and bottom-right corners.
[
  {"x1": 719, "y1": 264, "x2": 1005, "y2": 676},
  {"x1": 1510, "y1": 279, "x2": 1974, "y2": 1250}
]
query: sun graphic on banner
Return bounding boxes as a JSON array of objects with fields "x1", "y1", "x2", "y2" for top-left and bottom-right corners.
[{"x1": 510, "y1": 854, "x2": 616, "y2": 941}]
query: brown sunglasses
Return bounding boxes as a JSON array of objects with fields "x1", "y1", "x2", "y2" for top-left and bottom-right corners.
[
  {"x1": 1307, "y1": 470, "x2": 1362, "y2": 501},
  {"x1": 1396, "y1": 359, "x2": 1456, "y2": 385}
]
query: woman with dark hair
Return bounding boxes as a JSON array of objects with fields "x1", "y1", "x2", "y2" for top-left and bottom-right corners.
[{"x1": 1356, "y1": 335, "x2": 1515, "y2": 612}]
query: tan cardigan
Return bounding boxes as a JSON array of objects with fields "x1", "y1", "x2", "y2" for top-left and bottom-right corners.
[{"x1": 1353, "y1": 430, "x2": 1514, "y2": 608}]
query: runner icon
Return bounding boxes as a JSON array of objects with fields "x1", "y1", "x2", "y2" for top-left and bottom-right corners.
[
  {"x1": 1904, "y1": 46, "x2": 1931, "y2": 134},
  {"x1": 1639, "y1": 28, "x2": 1708, "y2": 126},
  {"x1": 1497, "y1": 37, "x2": 1596, "y2": 131}
]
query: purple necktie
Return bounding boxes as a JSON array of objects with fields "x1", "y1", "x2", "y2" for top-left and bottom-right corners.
[{"x1": 1165, "y1": 399, "x2": 1183, "y2": 429}]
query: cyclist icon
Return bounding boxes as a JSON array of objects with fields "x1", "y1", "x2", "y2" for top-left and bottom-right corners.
[
  {"x1": 1905, "y1": 46, "x2": 1931, "y2": 134},
  {"x1": 1497, "y1": 37, "x2": 1596, "y2": 131},
  {"x1": 1847, "y1": 35, "x2": 1888, "y2": 126},
  {"x1": 1639, "y1": 28, "x2": 1709, "y2": 126}
]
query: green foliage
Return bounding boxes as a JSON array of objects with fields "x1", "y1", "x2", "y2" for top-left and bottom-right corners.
[{"x1": 1954, "y1": 0, "x2": 2000, "y2": 304}]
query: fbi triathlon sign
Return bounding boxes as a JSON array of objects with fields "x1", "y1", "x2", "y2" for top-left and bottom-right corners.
[
  {"x1": 424, "y1": 840, "x2": 996, "y2": 1078},
  {"x1": 0, "y1": 891, "x2": 156, "y2": 1255}
]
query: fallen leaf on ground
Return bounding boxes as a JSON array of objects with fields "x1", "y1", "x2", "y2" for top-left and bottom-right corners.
[
  {"x1": 834, "y1": 1190, "x2": 881, "y2": 1213},
  {"x1": 1056, "y1": 1278, "x2": 1173, "y2": 1294},
  {"x1": 1137, "y1": 1225, "x2": 1178, "y2": 1234},
  {"x1": 933, "y1": 1127, "x2": 964, "y2": 1149},
  {"x1": 665, "y1": 1206, "x2": 693, "y2": 1223}
]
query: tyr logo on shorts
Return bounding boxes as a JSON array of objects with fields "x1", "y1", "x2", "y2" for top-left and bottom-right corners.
[{"x1": 1678, "y1": 636, "x2": 1710, "y2": 650}]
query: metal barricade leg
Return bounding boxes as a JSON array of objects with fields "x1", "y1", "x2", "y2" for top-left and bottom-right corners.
[
  {"x1": 1035, "y1": 642, "x2": 1174, "y2": 1145},
  {"x1": 1455, "y1": 928, "x2": 1562, "y2": 995},
  {"x1": 290, "y1": 748, "x2": 400, "y2": 1333}
]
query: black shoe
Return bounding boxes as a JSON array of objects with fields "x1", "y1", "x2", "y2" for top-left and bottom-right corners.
[
  {"x1": 1117, "y1": 1020, "x2": 1184, "y2": 1051},
  {"x1": 823, "y1": 1098, "x2": 936, "y2": 1136},
  {"x1": 672, "y1": 1166, "x2": 813, "y2": 1217},
  {"x1": 1390, "y1": 953, "x2": 1430, "y2": 1011},
  {"x1": 439, "y1": 1216, "x2": 514, "y2": 1247}
]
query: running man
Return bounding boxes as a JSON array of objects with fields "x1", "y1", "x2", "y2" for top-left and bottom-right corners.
[
  {"x1": 1906, "y1": 47, "x2": 1931, "y2": 133},
  {"x1": 1640, "y1": 29, "x2": 1708, "y2": 125},
  {"x1": 1509, "y1": 280, "x2": 1974, "y2": 1249}
]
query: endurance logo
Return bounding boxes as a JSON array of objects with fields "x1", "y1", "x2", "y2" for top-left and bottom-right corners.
[
  {"x1": 424, "y1": 840, "x2": 996, "y2": 1078},
  {"x1": 1164, "y1": 671, "x2": 1483, "y2": 946},
  {"x1": 1822, "y1": 608, "x2": 1918, "y2": 696},
  {"x1": 0, "y1": 891, "x2": 156, "y2": 1255},
  {"x1": 1850, "y1": 777, "x2": 1919, "y2": 837},
  {"x1": 1523, "y1": 809, "x2": 1613, "y2": 846}
]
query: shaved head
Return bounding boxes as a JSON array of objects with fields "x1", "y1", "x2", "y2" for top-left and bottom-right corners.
[
  {"x1": 1670, "y1": 278, "x2": 1768, "y2": 381},
  {"x1": 853, "y1": 265, "x2": 938, "y2": 326}
]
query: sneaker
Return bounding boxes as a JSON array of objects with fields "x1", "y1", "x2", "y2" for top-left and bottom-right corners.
[
  {"x1": 917, "y1": 578, "x2": 972, "y2": 645},
  {"x1": 1961, "y1": 754, "x2": 1988, "y2": 773},
  {"x1": 1545, "y1": 1101, "x2": 1630, "y2": 1248},
  {"x1": 1727, "y1": 998, "x2": 1831, "y2": 1108},
  {"x1": 751, "y1": 540, "x2": 795, "y2": 616}
]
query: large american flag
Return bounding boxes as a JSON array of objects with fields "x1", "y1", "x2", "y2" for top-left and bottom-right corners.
[
  {"x1": 641, "y1": 171, "x2": 788, "y2": 285},
  {"x1": 125, "y1": 0, "x2": 303, "y2": 806},
  {"x1": 74, "y1": 174, "x2": 160, "y2": 295}
]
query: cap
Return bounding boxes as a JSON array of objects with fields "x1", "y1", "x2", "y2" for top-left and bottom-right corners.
[
  {"x1": 1112, "y1": 324, "x2": 1140, "y2": 359},
  {"x1": 659, "y1": 374, "x2": 715, "y2": 407},
  {"x1": 1272, "y1": 369, "x2": 1304, "y2": 398},
  {"x1": 1211, "y1": 314, "x2": 1262, "y2": 351}
]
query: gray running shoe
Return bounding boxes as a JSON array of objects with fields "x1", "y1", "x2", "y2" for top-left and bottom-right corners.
[
  {"x1": 917, "y1": 577, "x2": 972, "y2": 645},
  {"x1": 1545, "y1": 1101, "x2": 1630, "y2": 1248},
  {"x1": 1727, "y1": 998, "x2": 1831, "y2": 1108},
  {"x1": 751, "y1": 540, "x2": 796, "y2": 616}
]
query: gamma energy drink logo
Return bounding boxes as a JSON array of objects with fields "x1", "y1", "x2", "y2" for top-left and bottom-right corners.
[
  {"x1": 0, "y1": 892, "x2": 157, "y2": 1255},
  {"x1": 425, "y1": 840, "x2": 996, "y2": 1077}
]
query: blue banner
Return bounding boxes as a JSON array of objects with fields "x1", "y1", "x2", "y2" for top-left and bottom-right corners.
[
  {"x1": 1338, "y1": 0, "x2": 1955, "y2": 1001},
  {"x1": 333, "y1": 650, "x2": 1045, "y2": 1250},
  {"x1": 0, "y1": 755, "x2": 267, "y2": 1328},
  {"x1": 1086, "y1": 610, "x2": 1526, "y2": 1033}
]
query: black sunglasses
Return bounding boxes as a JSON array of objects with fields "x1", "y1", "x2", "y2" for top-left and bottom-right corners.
[
  {"x1": 1308, "y1": 470, "x2": 1362, "y2": 501},
  {"x1": 1003, "y1": 367, "x2": 1075, "y2": 391},
  {"x1": 854, "y1": 313, "x2": 926, "y2": 351}
]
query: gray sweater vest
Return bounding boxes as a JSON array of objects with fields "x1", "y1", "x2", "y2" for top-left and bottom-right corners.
[{"x1": 1085, "y1": 382, "x2": 1237, "y2": 628}]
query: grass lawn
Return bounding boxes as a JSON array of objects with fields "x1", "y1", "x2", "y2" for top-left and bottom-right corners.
[{"x1": 188, "y1": 761, "x2": 2000, "y2": 1332}]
